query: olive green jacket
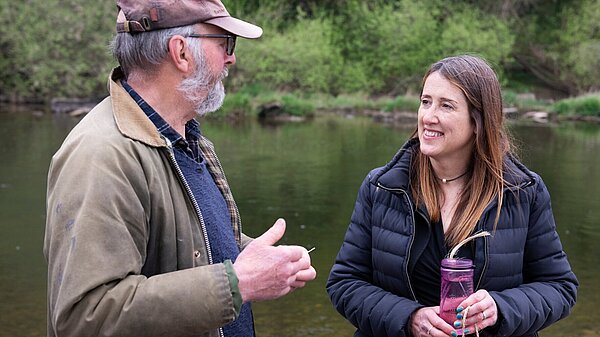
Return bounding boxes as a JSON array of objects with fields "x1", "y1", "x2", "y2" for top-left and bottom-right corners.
[{"x1": 44, "y1": 69, "x2": 251, "y2": 337}]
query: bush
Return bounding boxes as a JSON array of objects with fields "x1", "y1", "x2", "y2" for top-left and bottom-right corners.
[
  {"x1": 0, "y1": 1, "x2": 115, "y2": 101},
  {"x1": 502, "y1": 90, "x2": 518, "y2": 108},
  {"x1": 331, "y1": 1, "x2": 441, "y2": 94},
  {"x1": 312, "y1": 94, "x2": 390, "y2": 111},
  {"x1": 280, "y1": 94, "x2": 315, "y2": 116},
  {"x1": 551, "y1": 95, "x2": 600, "y2": 117},
  {"x1": 233, "y1": 17, "x2": 346, "y2": 95},
  {"x1": 0, "y1": 0, "x2": 593, "y2": 103},
  {"x1": 216, "y1": 91, "x2": 253, "y2": 117},
  {"x1": 559, "y1": 0, "x2": 600, "y2": 92},
  {"x1": 438, "y1": 6, "x2": 514, "y2": 77},
  {"x1": 508, "y1": 0, "x2": 600, "y2": 94},
  {"x1": 384, "y1": 96, "x2": 421, "y2": 113},
  {"x1": 217, "y1": 89, "x2": 316, "y2": 118}
]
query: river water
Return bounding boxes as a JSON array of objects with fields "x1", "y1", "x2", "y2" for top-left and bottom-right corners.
[{"x1": 0, "y1": 109, "x2": 598, "y2": 336}]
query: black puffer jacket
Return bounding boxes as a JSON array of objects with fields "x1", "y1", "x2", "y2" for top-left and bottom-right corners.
[{"x1": 327, "y1": 139, "x2": 578, "y2": 337}]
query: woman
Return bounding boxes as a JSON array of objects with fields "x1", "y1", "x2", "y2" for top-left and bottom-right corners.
[{"x1": 326, "y1": 55, "x2": 577, "y2": 337}]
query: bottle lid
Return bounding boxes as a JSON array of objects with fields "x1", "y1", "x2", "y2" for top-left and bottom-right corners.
[{"x1": 441, "y1": 258, "x2": 473, "y2": 269}]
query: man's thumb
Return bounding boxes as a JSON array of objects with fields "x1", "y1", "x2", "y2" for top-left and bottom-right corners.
[{"x1": 255, "y1": 218, "x2": 286, "y2": 246}]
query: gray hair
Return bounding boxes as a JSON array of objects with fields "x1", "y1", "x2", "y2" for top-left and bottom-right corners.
[{"x1": 110, "y1": 25, "x2": 198, "y2": 77}]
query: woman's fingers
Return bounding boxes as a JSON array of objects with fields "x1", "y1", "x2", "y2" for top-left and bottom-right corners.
[{"x1": 456, "y1": 289, "x2": 498, "y2": 330}]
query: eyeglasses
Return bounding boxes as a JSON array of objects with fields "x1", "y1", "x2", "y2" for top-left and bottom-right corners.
[{"x1": 186, "y1": 34, "x2": 237, "y2": 56}]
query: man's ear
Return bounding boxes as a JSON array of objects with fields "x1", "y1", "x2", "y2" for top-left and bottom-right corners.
[{"x1": 167, "y1": 35, "x2": 192, "y2": 73}]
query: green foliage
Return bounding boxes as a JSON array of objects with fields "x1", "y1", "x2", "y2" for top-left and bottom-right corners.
[
  {"x1": 233, "y1": 17, "x2": 346, "y2": 95},
  {"x1": 384, "y1": 96, "x2": 420, "y2": 113},
  {"x1": 509, "y1": 0, "x2": 600, "y2": 94},
  {"x1": 502, "y1": 90, "x2": 550, "y2": 111},
  {"x1": 331, "y1": 1, "x2": 440, "y2": 94},
  {"x1": 311, "y1": 94, "x2": 390, "y2": 111},
  {"x1": 0, "y1": 0, "x2": 115, "y2": 101},
  {"x1": 516, "y1": 97, "x2": 549, "y2": 111},
  {"x1": 280, "y1": 94, "x2": 315, "y2": 116},
  {"x1": 216, "y1": 91, "x2": 252, "y2": 117},
  {"x1": 502, "y1": 90, "x2": 518, "y2": 108},
  {"x1": 328, "y1": 0, "x2": 514, "y2": 94},
  {"x1": 0, "y1": 0, "x2": 597, "y2": 104},
  {"x1": 216, "y1": 89, "x2": 315, "y2": 117},
  {"x1": 551, "y1": 95, "x2": 600, "y2": 117},
  {"x1": 438, "y1": 6, "x2": 514, "y2": 78},
  {"x1": 223, "y1": 0, "x2": 386, "y2": 28},
  {"x1": 560, "y1": 0, "x2": 600, "y2": 92}
]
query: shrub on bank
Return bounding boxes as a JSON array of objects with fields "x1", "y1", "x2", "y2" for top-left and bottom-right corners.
[
  {"x1": 216, "y1": 90, "x2": 315, "y2": 118},
  {"x1": 551, "y1": 94, "x2": 600, "y2": 117},
  {"x1": 280, "y1": 95, "x2": 315, "y2": 116},
  {"x1": 384, "y1": 96, "x2": 420, "y2": 113},
  {"x1": 215, "y1": 87, "x2": 600, "y2": 121},
  {"x1": 311, "y1": 94, "x2": 390, "y2": 112},
  {"x1": 215, "y1": 92, "x2": 253, "y2": 117},
  {"x1": 502, "y1": 90, "x2": 552, "y2": 112}
]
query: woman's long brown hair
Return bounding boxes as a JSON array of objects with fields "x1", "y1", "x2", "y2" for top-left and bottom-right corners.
[{"x1": 410, "y1": 55, "x2": 513, "y2": 247}]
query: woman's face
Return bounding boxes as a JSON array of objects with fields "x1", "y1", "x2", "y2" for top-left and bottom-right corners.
[{"x1": 418, "y1": 71, "x2": 476, "y2": 164}]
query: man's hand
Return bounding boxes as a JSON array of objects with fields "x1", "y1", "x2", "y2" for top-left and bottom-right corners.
[{"x1": 233, "y1": 218, "x2": 317, "y2": 303}]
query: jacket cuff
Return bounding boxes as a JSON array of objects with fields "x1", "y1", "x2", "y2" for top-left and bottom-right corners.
[{"x1": 223, "y1": 259, "x2": 242, "y2": 317}]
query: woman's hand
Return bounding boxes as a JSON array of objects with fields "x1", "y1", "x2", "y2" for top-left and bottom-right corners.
[
  {"x1": 410, "y1": 306, "x2": 455, "y2": 337},
  {"x1": 454, "y1": 289, "x2": 498, "y2": 333}
]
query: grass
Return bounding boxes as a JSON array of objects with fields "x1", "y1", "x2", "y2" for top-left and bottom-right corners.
[
  {"x1": 214, "y1": 86, "x2": 599, "y2": 120},
  {"x1": 310, "y1": 93, "x2": 389, "y2": 111},
  {"x1": 502, "y1": 90, "x2": 551, "y2": 111},
  {"x1": 216, "y1": 90, "x2": 316, "y2": 118},
  {"x1": 551, "y1": 94, "x2": 600, "y2": 117},
  {"x1": 384, "y1": 96, "x2": 420, "y2": 113}
]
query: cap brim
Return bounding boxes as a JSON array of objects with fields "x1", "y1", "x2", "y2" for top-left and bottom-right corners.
[{"x1": 205, "y1": 16, "x2": 263, "y2": 39}]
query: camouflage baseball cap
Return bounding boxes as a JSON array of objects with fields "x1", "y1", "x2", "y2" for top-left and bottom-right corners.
[{"x1": 116, "y1": 0, "x2": 262, "y2": 38}]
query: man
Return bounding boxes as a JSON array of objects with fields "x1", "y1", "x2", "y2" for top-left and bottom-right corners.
[{"x1": 43, "y1": 1, "x2": 316, "y2": 336}]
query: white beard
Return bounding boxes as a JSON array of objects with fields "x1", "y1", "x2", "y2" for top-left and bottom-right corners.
[
  {"x1": 193, "y1": 69, "x2": 227, "y2": 117},
  {"x1": 177, "y1": 44, "x2": 228, "y2": 117}
]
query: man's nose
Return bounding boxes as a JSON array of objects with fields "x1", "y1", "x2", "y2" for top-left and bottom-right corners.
[{"x1": 225, "y1": 52, "x2": 236, "y2": 66}]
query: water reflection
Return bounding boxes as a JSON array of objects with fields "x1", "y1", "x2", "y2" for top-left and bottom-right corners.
[
  {"x1": 0, "y1": 110, "x2": 598, "y2": 337},
  {"x1": 509, "y1": 123, "x2": 600, "y2": 337}
]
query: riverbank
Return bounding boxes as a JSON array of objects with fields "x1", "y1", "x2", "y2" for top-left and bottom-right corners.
[
  {"x1": 216, "y1": 90, "x2": 600, "y2": 125},
  {"x1": 3, "y1": 91, "x2": 599, "y2": 125},
  {"x1": 322, "y1": 107, "x2": 600, "y2": 128}
]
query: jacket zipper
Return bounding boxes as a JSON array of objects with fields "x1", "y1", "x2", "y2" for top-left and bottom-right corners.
[
  {"x1": 376, "y1": 183, "x2": 418, "y2": 301},
  {"x1": 164, "y1": 140, "x2": 225, "y2": 337},
  {"x1": 475, "y1": 231, "x2": 488, "y2": 290},
  {"x1": 164, "y1": 139, "x2": 214, "y2": 264},
  {"x1": 475, "y1": 178, "x2": 534, "y2": 290},
  {"x1": 374, "y1": 164, "x2": 536, "y2": 297}
]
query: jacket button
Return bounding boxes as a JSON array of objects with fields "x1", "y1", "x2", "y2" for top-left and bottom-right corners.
[{"x1": 194, "y1": 250, "x2": 201, "y2": 258}]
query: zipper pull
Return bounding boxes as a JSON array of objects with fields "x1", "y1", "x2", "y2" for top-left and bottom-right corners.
[{"x1": 162, "y1": 135, "x2": 173, "y2": 149}]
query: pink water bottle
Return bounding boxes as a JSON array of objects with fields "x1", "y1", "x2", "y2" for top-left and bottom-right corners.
[{"x1": 440, "y1": 258, "x2": 474, "y2": 334}]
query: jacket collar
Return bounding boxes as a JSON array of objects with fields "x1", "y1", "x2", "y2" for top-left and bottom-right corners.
[
  {"x1": 109, "y1": 67, "x2": 167, "y2": 148},
  {"x1": 373, "y1": 138, "x2": 535, "y2": 192},
  {"x1": 372, "y1": 138, "x2": 418, "y2": 191},
  {"x1": 502, "y1": 154, "x2": 536, "y2": 189}
]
